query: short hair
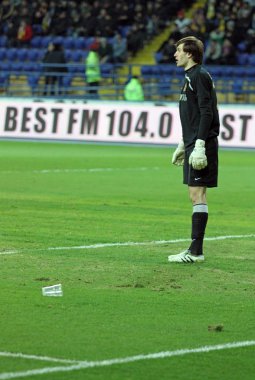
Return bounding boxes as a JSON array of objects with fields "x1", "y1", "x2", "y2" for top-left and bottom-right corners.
[{"x1": 175, "y1": 36, "x2": 204, "y2": 64}]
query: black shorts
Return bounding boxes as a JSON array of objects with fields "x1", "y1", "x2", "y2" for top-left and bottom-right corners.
[{"x1": 183, "y1": 137, "x2": 218, "y2": 188}]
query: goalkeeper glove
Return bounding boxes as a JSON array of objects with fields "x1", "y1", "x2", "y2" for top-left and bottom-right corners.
[
  {"x1": 189, "y1": 139, "x2": 207, "y2": 170},
  {"x1": 172, "y1": 140, "x2": 185, "y2": 166}
]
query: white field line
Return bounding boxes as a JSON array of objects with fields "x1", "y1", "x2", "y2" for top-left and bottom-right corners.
[
  {"x1": 0, "y1": 234, "x2": 254, "y2": 256},
  {"x1": 0, "y1": 340, "x2": 254, "y2": 380},
  {"x1": 1, "y1": 167, "x2": 159, "y2": 175},
  {"x1": 0, "y1": 352, "x2": 79, "y2": 364}
]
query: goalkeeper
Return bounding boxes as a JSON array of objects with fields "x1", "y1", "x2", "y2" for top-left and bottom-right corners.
[{"x1": 168, "y1": 36, "x2": 220, "y2": 263}]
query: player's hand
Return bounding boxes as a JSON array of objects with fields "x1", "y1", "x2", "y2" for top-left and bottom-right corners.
[
  {"x1": 189, "y1": 139, "x2": 207, "y2": 170},
  {"x1": 172, "y1": 140, "x2": 185, "y2": 166}
]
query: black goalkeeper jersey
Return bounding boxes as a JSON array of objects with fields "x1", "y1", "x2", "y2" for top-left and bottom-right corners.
[{"x1": 179, "y1": 64, "x2": 220, "y2": 149}]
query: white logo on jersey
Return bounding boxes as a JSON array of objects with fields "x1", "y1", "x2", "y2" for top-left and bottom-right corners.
[{"x1": 180, "y1": 94, "x2": 187, "y2": 101}]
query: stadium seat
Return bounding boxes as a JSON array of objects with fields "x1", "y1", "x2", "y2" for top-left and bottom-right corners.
[
  {"x1": 0, "y1": 47, "x2": 6, "y2": 60},
  {"x1": 27, "y1": 74, "x2": 41, "y2": 95},
  {"x1": 0, "y1": 62, "x2": 10, "y2": 71},
  {"x1": 208, "y1": 66, "x2": 222, "y2": 79},
  {"x1": 41, "y1": 36, "x2": 52, "y2": 48},
  {"x1": 22, "y1": 62, "x2": 42, "y2": 73},
  {"x1": 245, "y1": 67, "x2": 255, "y2": 79},
  {"x1": 52, "y1": 36, "x2": 64, "y2": 45},
  {"x1": 10, "y1": 62, "x2": 23, "y2": 73},
  {"x1": 62, "y1": 75, "x2": 73, "y2": 87},
  {"x1": 236, "y1": 53, "x2": 250, "y2": 65},
  {"x1": 6, "y1": 48, "x2": 18, "y2": 61},
  {"x1": 27, "y1": 48, "x2": 40, "y2": 62},
  {"x1": 0, "y1": 73, "x2": 9, "y2": 87},
  {"x1": 101, "y1": 64, "x2": 114, "y2": 78},
  {"x1": 0, "y1": 35, "x2": 7, "y2": 47},
  {"x1": 158, "y1": 79, "x2": 172, "y2": 96},
  {"x1": 159, "y1": 65, "x2": 175, "y2": 77},
  {"x1": 221, "y1": 66, "x2": 234, "y2": 80},
  {"x1": 63, "y1": 37, "x2": 76, "y2": 50},
  {"x1": 248, "y1": 54, "x2": 255, "y2": 66},
  {"x1": 70, "y1": 50, "x2": 83, "y2": 62},
  {"x1": 141, "y1": 65, "x2": 154, "y2": 79},
  {"x1": 84, "y1": 37, "x2": 95, "y2": 48},
  {"x1": 65, "y1": 49, "x2": 73, "y2": 61},
  {"x1": 232, "y1": 79, "x2": 243, "y2": 95},
  {"x1": 31, "y1": 36, "x2": 43, "y2": 48},
  {"x1": 73, "y1": 37, "x2": 87, "y2": 50},
  {"x1": 154, "y1": 52, "x2": 163, "y2": 64},
  {"x1": 16, "y1": 48, "x2": 28, "y2": 61}
]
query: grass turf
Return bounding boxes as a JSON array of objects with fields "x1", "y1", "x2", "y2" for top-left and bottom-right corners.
[{"x1": 0, "y1": 140, "x2": 254, "y2": 380}]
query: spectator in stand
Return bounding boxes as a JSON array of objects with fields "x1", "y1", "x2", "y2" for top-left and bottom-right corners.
[
  {"x1": 245, "y1": 28, "x2": 255, "y2": 53},
  {"x1": 126, "y1": 24, "x2": 144, "y2": 57},
  {"x1": 5, "y1": 20, "x2": 17, "y2": 47},
  {"x1": 0, "y1": 0, "x2": 15, "y2": 28},
  {"x1": 98, "y1": 37, "x2": 113, "y2": 63},
  {"x1": 50, "y1": 9, "x2": 69, "y2": 35},
  {"x1": 219, "y1": 38, "x2": 237, "y2": 65},
  {"x1": 188, "y1": 8, "x2": 207, "y2": 41},
  {"x1": 42, "y1": 42, "x2": 67, "y2": 96},
  {"x1": 124, "y1": 76, "x2": 144, "y2": 101},
  {"x1": 174, "y1": 9, "x2": 191, "y2": 35},
  {"x1": 17, "y1": 19, "x2": 33, "y2": 47},
  {"x1": 236, "y1": 1, "x2": 253, "y2": 33},
  {"x1": 204, "y1": 38, "x2": 221, "y2": 65},
  {"x1": 85, "y1": 47, "x2": 101, "y2": 98},
  {"x1": 209, "y1": 26, "x2": 224, "y2": 45},
  {"x1": 113, "y1": 2, "x2": 133, "y2": 28},
  {"x1": 112, "y1": 32, "x2": 127, "y2": 63},
  {"x1": 157, "y1": 37, "x2": 177, "y2": 64},
  {"x1": 96, "y1": 8, "x2": 114, "y2": 37},
  {"x1": 77, "y1": 9, "x2": 97, "y2": 37}
]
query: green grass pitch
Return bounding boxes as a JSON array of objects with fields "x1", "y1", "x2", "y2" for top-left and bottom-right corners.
[{"x1": 0, "y1": 140, "x2": 254, "y2": 380}]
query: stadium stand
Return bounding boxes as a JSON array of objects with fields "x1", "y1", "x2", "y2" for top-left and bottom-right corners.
[{"x1": 0, "y1": 0, "x2": 254, "y2": 102}]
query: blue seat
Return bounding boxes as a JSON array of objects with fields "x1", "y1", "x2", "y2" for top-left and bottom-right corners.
[
  {"x1": 232, "y1": 79, "x2": 243, "y2": 95},
  {"x1": 158, "y1": 79, "x2": 171, "y2": 96},
  {"x1": 70, "y1": 50, "x2": 83, "y2": 62},
  {"x1": 0, "y1": 62, "x2": 10, "y2": 71},
  {"x1": 62, "y1": 75, "x2": 73, "y2": 87},
  {"x1": 245, "y1": 67, "x2": 255, "y2": 79},
  {"x1": 52, "y1": 36, "x2": 64, "y2": 45},
  {"x1": 0, "y1": 35, "x2": 7, "y2": 47},
  {"x1": 101, "y1": 64, "x2": 113, "y2": 78},
  {"x1": 208, "y1": 66, "x2": 222, "y2": 80},
  {"x1": 74, "y1": 37, "x2": 87, "y2": 50},
  {"x1": 27, "y1": 48, "x2": 40, "y2": 62},
  {"x1": 41, "y1": 36, "x2": 52, "y2": 48},
  {"x1": 154, "y1": 52, "x2": 163, "y2": 64},
  {"x1": 141, "y1": 65, "x2": 154, "y2": 78},
  {"x1": 0, "y1": 47, "x2": 6, "y2": 60},
  {"x1": 32, "y1": 24, "x2": 43, "y2": 35},
  {"x1": 248, "y1": 54, "x2": 255, "y2": 66},
  {"x1": 6, "y1": 48, "x2": 18, "y2": 61},
  {"x1": 27, "y1": 74, "x2": 40, "y2": 87},
  {"x1": 236, "y1": 53, "x2": 249, "y2": 65},
  {"x1": 83, "y1": 37, "x2": 94, "y2": 49},
  {"x1": 16, "y1": 48, "x2": 28, "y2": 61},
  {"x1": 22, "y1": 62, "x2": 41, "y2": 73},
  {"x1": 159, "y1": 65, "x2": 175, "y2": 77},
  {"x1": 231, "y1": 66, "x2": 246, "y2": 78},
  {"x1": 10, "y1": 62, "x2": 23, "y2": 73},
  {"x1": 221, "y1": 66, "x2": 234, "y2": 80},
  {"x1": 31, "y1": 36, "x2": 43, "y2": 48},
  {"x1": 0, "y1": 73, "x2": 9, "y2": 87},
  {"x1": 63, "y1": 37, "x2": 76, "y2": 50}
]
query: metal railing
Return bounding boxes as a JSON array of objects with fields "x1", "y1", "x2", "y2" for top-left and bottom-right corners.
[{"x1": 1, "y1": 63, "x2": 255, "y2": 104}]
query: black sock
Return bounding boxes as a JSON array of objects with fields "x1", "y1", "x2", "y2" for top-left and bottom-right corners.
[{"x1": 189, "y1": 204, "x2": 208, "y2": 255}]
